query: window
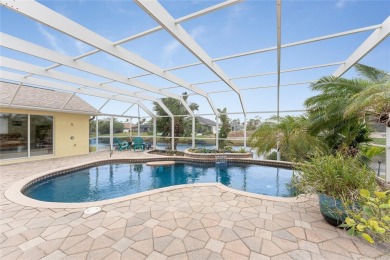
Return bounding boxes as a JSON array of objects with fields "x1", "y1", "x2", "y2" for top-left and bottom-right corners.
[
  {"x1": 0, "y1": 113, "x2": 54, "y2": 160},
  {"x1": 0, "y1": 113, "x2": 28, "y2": 159}
]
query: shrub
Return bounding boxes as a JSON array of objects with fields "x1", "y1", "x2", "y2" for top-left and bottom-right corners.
[
  {"x1": 224, "y1": 146, "x2": 233, "y2": 152},
  {"x1": 188, "y1": 148, "x2": 249, "y2": 154},
  {"x1": 292, "y1": 152, "x2": 377, "y2": 201},
  {"x1": 341, "y1": 189, "x2": 390, "y2": 244},
  {"x1": 238, "y1": 148, "x2": 247, "y2": 153},
  {"x1": 149, "y1": 150, "x2": 184, "y2": 156},
  {"x1": 266, "y1": 151, "x2": 286, "y2": 161}
]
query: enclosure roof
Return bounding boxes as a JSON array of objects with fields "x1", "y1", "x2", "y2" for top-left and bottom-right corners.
[{"x1": 0, "y1": 0, "x2": 389, "y2": 119}]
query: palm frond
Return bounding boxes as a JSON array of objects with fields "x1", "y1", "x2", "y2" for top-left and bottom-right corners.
[
  {"x1": 354, "y1": 63, "x2": 390, "y2": 83},
  {"x1": 345, "y1": 83, "x2": 390, "y2": 118}
]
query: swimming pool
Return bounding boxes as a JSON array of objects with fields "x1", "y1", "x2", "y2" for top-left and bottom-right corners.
[{"x1": 23, "y1": 162, "x2": 295, "y2": 202}]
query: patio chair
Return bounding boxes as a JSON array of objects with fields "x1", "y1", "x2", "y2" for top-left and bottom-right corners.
[
  {"x1": 114, "y1": 137, "x2": 130, "y2": 151},
  {"x1": 133, "y1": 136, "x2": 145, "y2": 151}
]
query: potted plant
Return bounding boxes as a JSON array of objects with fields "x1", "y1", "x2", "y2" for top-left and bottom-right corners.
[{"x1": 293, "y1": 152, "x2": 377, "y2": 226}]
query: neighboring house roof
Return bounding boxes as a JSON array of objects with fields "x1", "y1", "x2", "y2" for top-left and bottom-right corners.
[
  {"x1": 0, "y1": 81, "x2": 98, "y2": 114},
  {"x1": 196, "y1": 116, "x2": 216, "y2": 126},
  {"x1": 123, "y1": 123, "x2": 134, "y2": 129}
]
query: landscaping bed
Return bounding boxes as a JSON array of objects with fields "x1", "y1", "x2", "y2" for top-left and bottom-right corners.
[
  {"x1": 148, "y1": 150, "x2": 185, "y2": 156},
  {"x1": 184, "y1": 148, "x2": 253, "y2": 159}
]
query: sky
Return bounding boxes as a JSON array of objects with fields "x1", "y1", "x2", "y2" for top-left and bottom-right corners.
[{"x1": 1, "y1": 0, "x2": 389, "y2": 123}]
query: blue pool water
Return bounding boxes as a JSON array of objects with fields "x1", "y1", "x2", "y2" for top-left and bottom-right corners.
[{"x1": 23, "y1": 162, "x2": 295, "y2": 202}]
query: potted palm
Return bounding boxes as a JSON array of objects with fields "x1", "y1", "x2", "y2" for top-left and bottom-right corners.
[{"x1": 293, "y1": 152, "x2": 377, "y2": 226}]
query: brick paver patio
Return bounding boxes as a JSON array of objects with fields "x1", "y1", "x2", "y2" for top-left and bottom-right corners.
[{"x1": 1, "y1": 151, "x2": 389, "y2": 259}]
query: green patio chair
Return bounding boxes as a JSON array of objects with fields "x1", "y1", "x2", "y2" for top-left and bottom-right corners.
[
  {"x1": 133, "y1": 137, "x2": 145, "y2": 151},
  {"x1": 114, "y1": 137, "x2": 130, "y2": 151}
]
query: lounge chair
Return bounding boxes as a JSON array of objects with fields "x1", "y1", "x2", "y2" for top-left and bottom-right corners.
[
  {"x1": 133, "y1": 137, "x2": 145, "y2": 151},
  {"x1": 114, "y1": 137, "x2": 130, "y2": 151}
]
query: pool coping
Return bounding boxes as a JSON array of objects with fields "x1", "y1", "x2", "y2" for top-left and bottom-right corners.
[{"x1": 5, "y1": 156, "x2": 308, "y2": 209}]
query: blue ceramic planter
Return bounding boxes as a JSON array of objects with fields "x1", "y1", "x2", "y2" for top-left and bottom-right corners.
[{"x1": 318, "y1": 194, "x2": 347, "y2": 227}]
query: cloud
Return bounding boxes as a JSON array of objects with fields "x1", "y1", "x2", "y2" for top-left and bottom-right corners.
[
  {"x1": 336, "y1": 0, "x2": 347, "y2": 8},
  {"x1": 104, "y1": 0, "x2": 136, "y2": 16},
  {"x1": 222, "y1": 4, "x2": 247, "y2": 34},
  {"x1": 190, "y1": 26, "x2": 205, "y2": 39},
  {"x1": 37, "y1": 23, "x2": 67, "y2": 55},
  {"x1": 37, "y1": 23, "x2": 91, "y2": 56},
  {"x1": 335, "y1": 0, "x2": 356, "y2": 9},
  {"x1": 74, "y1": 40, "x2": 91, "y2": 54},
  {"x1": 162, "y1": 41, "x2": 181, "y2": 67},
  {"x1": 162, "y1": 26, "x2": 205, "y2": 67}
]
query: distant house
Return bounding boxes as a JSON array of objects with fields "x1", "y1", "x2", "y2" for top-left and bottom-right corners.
[
  {"x1": 139, "y1": 124, "x2": 152, "y2": 133},
  {"x1": 196, "y1": 116, "x2": 216, "y2": 134},
  {"x1": 230, "y1": 122, "x2": 243, "y2": 132},
  {"x1": 123, "y1": 122, "x2": 134, "y2": 133},
  {"x1": 124, "y1": 122, "x2": 152, "y2": 133}
]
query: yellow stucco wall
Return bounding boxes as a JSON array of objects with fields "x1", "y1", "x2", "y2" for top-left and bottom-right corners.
[{"x1": 0, "y1": 108, "x2": 90, "y2": 165}]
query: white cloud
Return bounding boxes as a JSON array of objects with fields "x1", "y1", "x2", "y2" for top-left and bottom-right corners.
[
  {"x1": 161, "y1": 26, "x2": 205, "y2": 67},
  {"x1": 335, "y1": 0, "x2": 356, "y2": 9},
  {"x1": 37, "y1": 23, "x2": 67, "y2": 55},
  {"x1": 74, "y1": 40, "x2": 90, "y2": 54},
  {"x1": 162, "y1": 40, "x2": 181, "y2": 67},
  {"x1": 222, "y1": 5, "x2": 247, "y2": 34},
  {"x1": 336, "y1": 0, "x2": 346, "y2": 8},
  {"x1": 104, "y1": 0, "x2": 136, "y2": 16},
  {"x1": 190, "y1": 26, "x2": 205, "y2": 39}
]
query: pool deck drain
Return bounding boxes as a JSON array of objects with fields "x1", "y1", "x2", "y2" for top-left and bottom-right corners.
[
  {"x1": 0, "y1": 151, "x2": 388, "y2": 259},
  {"x1": 84, "y1": 207, "x2": 101, "y2": 215}
]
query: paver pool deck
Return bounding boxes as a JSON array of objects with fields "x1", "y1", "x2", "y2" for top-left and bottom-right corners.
[{"x1": 0, "y1": 151, "x2": 389, "y2": 259}]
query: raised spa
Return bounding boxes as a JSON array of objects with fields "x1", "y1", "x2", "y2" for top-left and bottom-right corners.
[{"x1": 23, "y1": 162, "x2": 295, "y2": 202}]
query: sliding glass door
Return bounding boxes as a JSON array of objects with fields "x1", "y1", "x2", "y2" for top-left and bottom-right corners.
[{"x1": 0, "y1": 113, "x2": 53, "y2": 160}]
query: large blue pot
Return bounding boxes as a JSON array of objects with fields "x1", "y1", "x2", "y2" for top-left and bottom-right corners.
[{"x1": 318, "y1": 194, "x2": 347, "y2": 227}]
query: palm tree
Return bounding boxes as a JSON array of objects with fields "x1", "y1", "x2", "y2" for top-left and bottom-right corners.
[
  {"x1": 344, "y1": 64, "x2": 390, "y2": 181},
  {"x1": 249, "y1": 115, "x2": 325, "y2": 161},
  {"x1": 153, "y1": 92, "x2": 198, "y2": 150},
  {"x1": 344, "y1": 64, "x2": 390, "y2": 125},
  {"x1": 217, "y1": 107, "x2": 231, "y2": 149},
  {"x1": 305, "y1": 71, "x2": 372, "y2": 152}
]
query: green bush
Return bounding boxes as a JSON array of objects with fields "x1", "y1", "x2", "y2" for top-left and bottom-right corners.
[
  {"x1": 189, "y1": 148, "x2": 249, "y2": 154},
  {"x1": 266, "y1": 151, "x2": 287, "y2": 161},
  {"x1": 150, "y1": 150, "x2": 184, "y2": 156},
  {"x1": 224, "y1": 146, "x2": 233, "y2": 152},
  {"x1": 292, "y1": 152, "x2": 377, "y2": 201},
  {"x1": 238, "y1": 148, "x2": 247, "y2": 153}
]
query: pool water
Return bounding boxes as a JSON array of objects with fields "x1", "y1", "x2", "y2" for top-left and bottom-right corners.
[{"x1": 23, "y1": 162, "x2": 295, "y2": 202}]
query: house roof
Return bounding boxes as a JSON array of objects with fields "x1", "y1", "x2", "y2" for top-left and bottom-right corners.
[
  {"x1": 196, "y1": 116, "x2": 216, "y2": 126},
  {"x1": 0, "y1": 81, "x2": 98, "y2": 114},
  {"x1": 123, "y1": 123, "x2": 134, "y2": 129}
]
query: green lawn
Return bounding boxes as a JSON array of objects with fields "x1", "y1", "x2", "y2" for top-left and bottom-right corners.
[
  {"x1": 372, "y1": 138, "x2": 386, "y2": 146},
  {"x1": 90, "y1": 133, "x2": 153, "y2": 138}
]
